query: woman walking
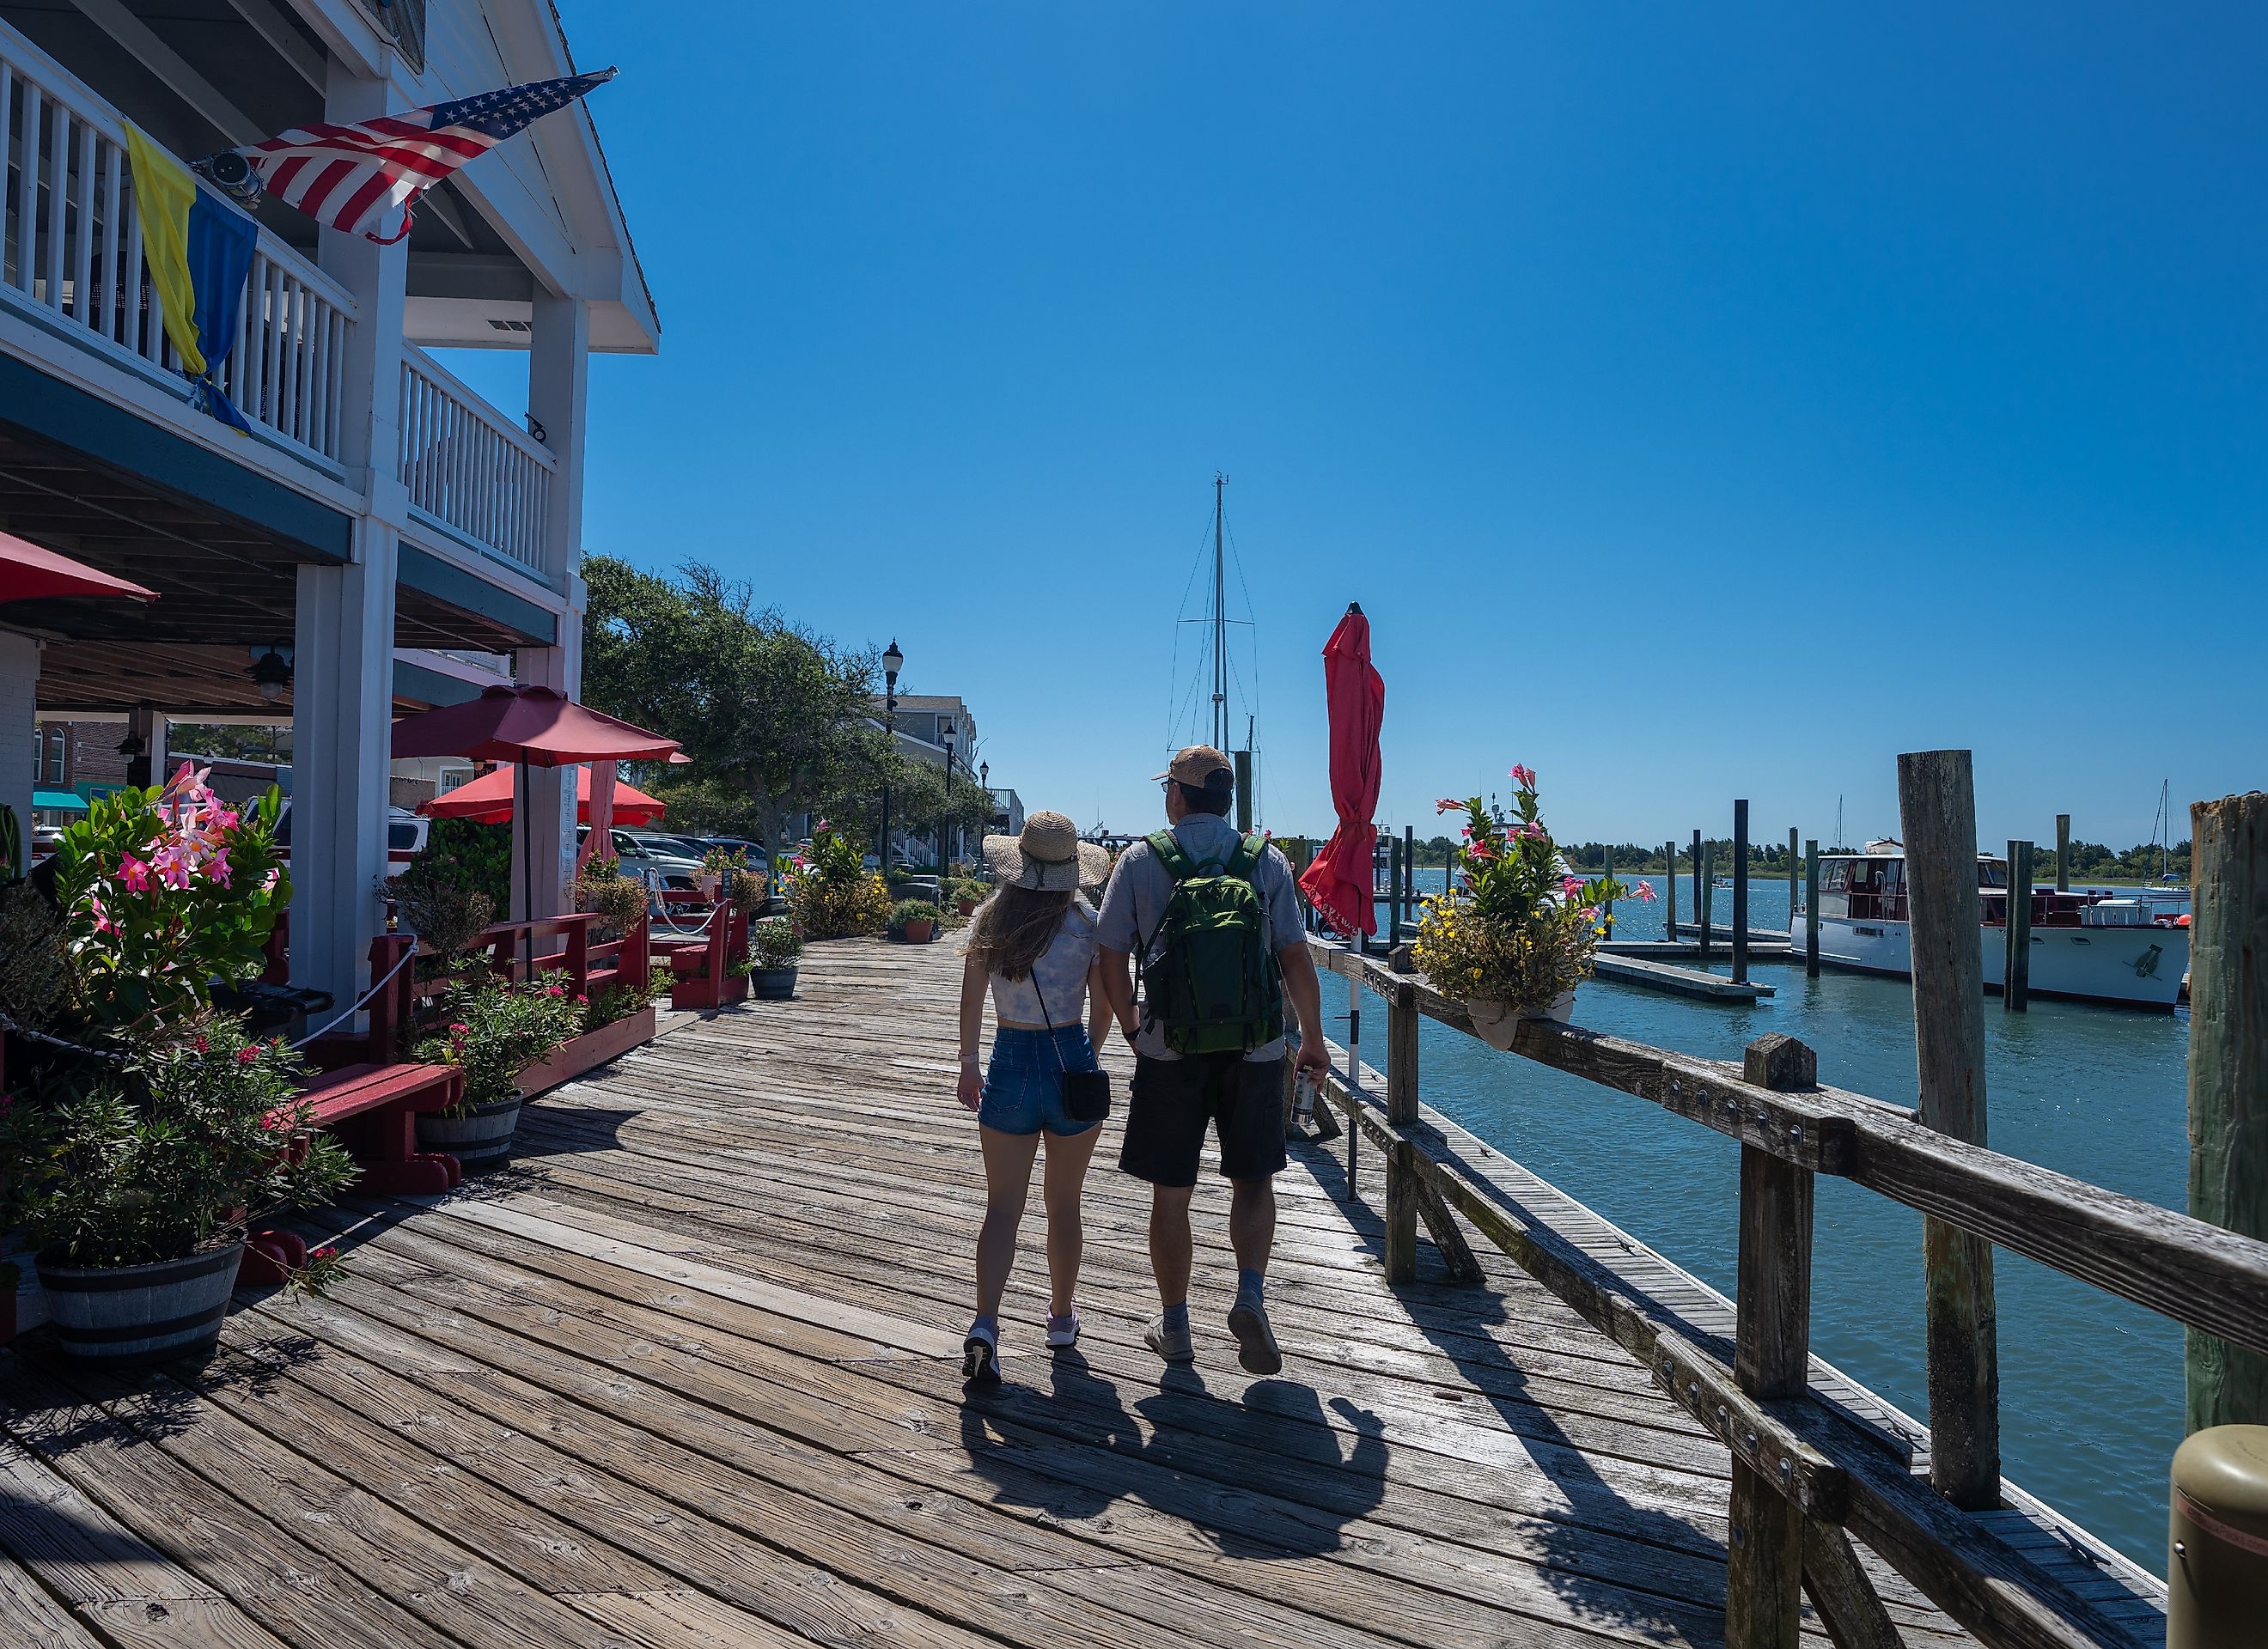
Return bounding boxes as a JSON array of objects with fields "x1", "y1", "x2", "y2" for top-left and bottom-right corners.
[{"x1": 956, "y1": 811, "x2": 1118, "y2": 1384}]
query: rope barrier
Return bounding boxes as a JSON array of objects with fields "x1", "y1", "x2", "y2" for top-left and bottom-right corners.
[
  {"x1": 0, "y1": 1010, "x2": 131, "y2": 1065},
  {"x1": 287, "y1": 945, "x2": 417, "y2": 1050}
]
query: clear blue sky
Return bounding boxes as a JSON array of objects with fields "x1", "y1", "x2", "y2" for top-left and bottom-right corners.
[{"x1": 454, "y1": 3, "x2": 2265, "y2": 850}]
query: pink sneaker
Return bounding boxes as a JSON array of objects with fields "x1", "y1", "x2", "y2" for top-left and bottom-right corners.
[{"x1": 1045, "y1": 1309, "x2": 1081, "y2": 1349}]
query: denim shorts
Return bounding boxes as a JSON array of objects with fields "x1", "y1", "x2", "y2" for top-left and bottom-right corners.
[{"x1": 979, "y1": 1025, "x2": 1102, "y2": 1137}]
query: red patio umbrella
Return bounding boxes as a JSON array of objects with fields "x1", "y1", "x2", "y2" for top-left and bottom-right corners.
[
  {"x1": 419, "y1": 764, "x2": 669, "y2": 827},
  {"x1": 391, "y1": 685, "x2": 684, "y2": 971},
  {"x1": 1298, "y1": 603, "x2": 1384, "y2": 939},
  {"x1": 0, "y1": 531, "x2": 158, "y2": 605}
]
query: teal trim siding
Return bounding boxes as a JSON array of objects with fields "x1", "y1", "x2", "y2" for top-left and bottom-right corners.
[
  {"x1": 0, "y1": 355, "x2": 352, "y2": 562},
  {"x1": 396, "y1": 543, "x2": 557, "y2": 646},
  {"x1": 391, "y1": 659, "x2": 489, "y2": 708}
]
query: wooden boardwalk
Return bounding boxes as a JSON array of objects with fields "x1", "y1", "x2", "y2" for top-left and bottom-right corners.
[{"x1": 0, "y1": 936, "x2": 2151, "y2": 1647}]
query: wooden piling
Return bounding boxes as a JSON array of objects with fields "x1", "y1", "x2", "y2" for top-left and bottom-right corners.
[
  {"x1": 1787, "y1": 827, "x2": 1800, "y2": 936},
  {"x1": 1697, "y1": 831, "x2": 1711, "y2": 961},
  {"x1": 1725, "y1": 1032, "x2": 1817, "y2": 1649},
  {"x1": 1404, "y1": 824, "x2": 1417, "y2": 933},
  {"x1": 1896, "y1": 749, "x2": 2001, "y2": 1510},
  {"x1": 1804, "y1": 838, "x2": 1820, "y2": 978},
  {"x1": 2003, "y1": 839, "x2": 2033, "y2": 1013},
  {"x1": 1733, "y1": 800, "x2": 1751, "y2": 985},
  {"x1": 2186, "y1": 790, "x2": 2268, "y2": 1433},
  {"x1": 1383, "y1": 979, "x2": 1422, "y2": 1286},
  {"x1": 2055, "y1": 813, "x2": 2070, "y2": 892},
  {"x1": 1664, "y1": 841, "x2": 1678, "y2": 941},
  {"x1": 1235, "y1": 749, "x2": 1253, "y2": 832}
]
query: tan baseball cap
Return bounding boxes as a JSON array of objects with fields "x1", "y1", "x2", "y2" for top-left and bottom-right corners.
[{"x1": 1153, "y1": 745, "x2": 1235, "y2": 787}]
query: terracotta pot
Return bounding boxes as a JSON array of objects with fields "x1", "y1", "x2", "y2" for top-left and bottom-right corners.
[
  {"x1": 898, "y1": 919, "x2": 935, "y2": 944},
  {"x1": 956, "y1": 898, "x2": 978, "y2": 917},
  {"x1": 1463, "y1": 990, "x2": 1576, "y2": 1050},
  {"x1": 40, "y1": 1243, "x2": 244, "y2": 1367}
]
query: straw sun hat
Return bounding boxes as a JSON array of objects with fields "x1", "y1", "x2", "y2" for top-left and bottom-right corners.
[{"x1": 983, "y1": 811, "x2": 1111, "y2": 892}]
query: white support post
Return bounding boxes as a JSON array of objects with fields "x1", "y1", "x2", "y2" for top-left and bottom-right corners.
[
  {"x1": 0, "y1": 631, "x2": 40, "y2": 843},
  {"x1": 514, "y1": 578, "x2": 583, "y2": 928},
  {"x1": 288, "y1": 58, "x2": 407, "y2": 1017},
  {"x1": 527, "y1": 291, "x2": 588, "y2": 588}
]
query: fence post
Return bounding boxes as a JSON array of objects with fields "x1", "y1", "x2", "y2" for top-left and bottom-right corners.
[
  {"x1": 2003, "y1": 839, "x2": 2033, "y2": 1013},
  {"x1": 1697, "y1": 831, "x2": 1711, "y2": 961},
  {"x1": 1383, "y1": 980, "x2": 1421, "y2": 1285},
  {"x1": 1897, "y1": 748, "x2": 2001, "y2": 1510},
  {"x1": 1733, "y1": 800, "x2": 1750, "y2": 984},
  {"x1": 1726, "y1": 1032, "x2": 1817, "y2": 1649},
  {"x1": 1804, "y1": 839, "x2": 1820, "y2": 978},
  {"x1": 1405, "y1": 824, "x2": 1417, "y2": 934},
  {"x1": 2186, "y1": 791, "x2": 2268, "y2": 1432}
]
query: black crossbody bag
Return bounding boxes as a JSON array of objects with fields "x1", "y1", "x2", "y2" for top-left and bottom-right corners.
[{"x1": 1032, "y1": 973, "x2": 1112, "y2": 1124}]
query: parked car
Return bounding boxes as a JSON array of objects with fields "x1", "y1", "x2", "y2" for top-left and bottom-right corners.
[
  {"x1": 695, "y1": 835, "x2": 768, "y2": 873},
  {"x1": 577, "y1": 826, "x2": 701, "y2": 891},
  {"x1": 272, "y1": 803, "x2": 427, "y2": 873}
]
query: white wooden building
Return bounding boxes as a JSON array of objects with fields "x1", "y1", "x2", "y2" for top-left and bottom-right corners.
[{"x1": 0, "y1": 0, "x2": 655, "y2": 1011}]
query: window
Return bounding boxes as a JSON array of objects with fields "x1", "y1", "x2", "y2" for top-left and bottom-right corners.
[
  {"x1": 388, "y1": 822, "x2": 420, "y2": 851},
  {"x1": 1821, "y1": 860, "x2": 1850, "y2": 891},
  {"x1": 40, "y1": 727, "x2": 66, "y2": 786}
]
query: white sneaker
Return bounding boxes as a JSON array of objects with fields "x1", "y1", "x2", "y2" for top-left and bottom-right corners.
[
  {"x1": 962, "y1": 1319, "x2": 1000, "y2": 1385},
  {"x1": 1046, "y1": 1309, "x2": 1081, "y2": 1349}
]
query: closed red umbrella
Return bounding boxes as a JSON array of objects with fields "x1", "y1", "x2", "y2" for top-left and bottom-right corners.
[
  {"x1": 391, "y1": 685, "x2": 684, "y2": 972},
  {"x1": 419, "y1": 764, "x2": 668, "y2": 826},
  {"x1": 1299, "y1": 603, "x2": 1384, "y2": 938},
  {"x1": 0, "y1": 531, "x2": 157, "y2": 604}
]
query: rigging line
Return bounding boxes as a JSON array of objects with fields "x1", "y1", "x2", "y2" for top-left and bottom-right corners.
[
  {"x1": 1163, "y1": 506, "x2": 1216, "y2": 748},
  {"x1": 1221, "y1": 514, "x2": 1263, "y2": 743}
]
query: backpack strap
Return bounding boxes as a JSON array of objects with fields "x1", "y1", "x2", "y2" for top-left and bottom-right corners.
[
  {"x1": 1224, "y1": 832, "x2": 1265, "y2": 882},
  {"x1": 1148, "y1": 830, "x2": 1198, "y2": 882}
]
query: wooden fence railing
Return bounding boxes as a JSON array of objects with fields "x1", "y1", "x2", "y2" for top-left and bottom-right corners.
[{"x1": 1304, "y1": 933, "x2": 2236, "y2": 1648}]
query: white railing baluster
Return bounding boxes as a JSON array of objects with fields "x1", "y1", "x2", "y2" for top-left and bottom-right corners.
[
  {"x1": 0, "y1": 64, "x2": 14, "y2": 290},
  {"x1": 98, "y1": 135, "x2": 121, "y2": 343},
  {"x1": 15, "y1": 82, "x2": 40, "y2": 294},
  {"x1": 42, "y1": 99, "x2": 65, "y2": 307},
  {"x1": 391, "y1": 346, "x2": 554, "y2": 572},
  {"x1": 69, "y1": 117, "x2": 94, "y2": 325}
]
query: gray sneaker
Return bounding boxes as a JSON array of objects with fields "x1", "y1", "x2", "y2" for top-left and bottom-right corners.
[
  {"x1": 1143, "y1": 1313, "x2": 1194, "y2": 1364},
  {"x1": 1227, "y1": 1298, "x2": 1283, "y2": 1376}
]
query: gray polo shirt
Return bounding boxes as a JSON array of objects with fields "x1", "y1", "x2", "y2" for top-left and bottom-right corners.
[{"x1": 1094, "y1": 815, "x2": 1305, "y2": 1062}]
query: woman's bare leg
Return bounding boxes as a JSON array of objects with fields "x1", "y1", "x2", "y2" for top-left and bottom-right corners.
[
  {"x1": 1040, "y1": 1123, "x2": 1102, "y2": 1315},
  {"x1": 975, "y1": 1124, "x2": 1043, "y2": 1320}
]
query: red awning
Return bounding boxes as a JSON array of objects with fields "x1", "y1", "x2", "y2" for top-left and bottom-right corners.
[
  {"x1": 389, "y1": 684, "x2": 681, "y2": 766},
  {"x1": 0, "y1": 531, "x2": 158, "y2": 605},
  {"x1": 420, "y1": 764, "x2": 668, "y2": 826}
]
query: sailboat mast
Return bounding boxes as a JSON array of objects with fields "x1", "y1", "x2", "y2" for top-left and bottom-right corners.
[{"x1": 1212, "y1": 472, "x2": 1228, "y2": 751}]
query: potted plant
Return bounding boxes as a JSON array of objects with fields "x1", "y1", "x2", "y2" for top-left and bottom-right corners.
[
  {"x1": 1411, "y1": 765, "x2": 1650, "y2": 1050},
  {"x1": 744, "y1": 916, "x2": 802, "y2": 999},
  {"x1": 889, "y1": 898, "x2": 942, "y2": 944},
  {"x1": 950, "y1": 876, "x2": 987, "y2": 918},
  {"x1": 0, "y1": 1016, "x2": 356, "y2": 1365},
  {"x1": 572, "y1": 854, "x2": 649, "y2": 941},
  {"x1": 783, "y1": 824, "x2": 893, "y2": 938},
  {"x1": 414, "y1": 975, "x2": 583, "y2": 1172},
  {"x1": 697, "y1": 844, "x2": 745, "y2": 901}
]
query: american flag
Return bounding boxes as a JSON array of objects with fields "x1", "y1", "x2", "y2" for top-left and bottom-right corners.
[{"x1": 235, "y1": 68, "x2": 617, "y2": 245}]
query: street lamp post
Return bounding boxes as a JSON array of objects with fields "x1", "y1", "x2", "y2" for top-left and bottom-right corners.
[
  {"x1": 878, "y1": 640, "x2": 902, "y2": 869},
  {"x1": 939, "y1": 718, "x2": 957, "y2": 873}
]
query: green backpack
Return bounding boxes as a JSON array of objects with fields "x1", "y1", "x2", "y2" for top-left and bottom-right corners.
[{"x1": 1139, "y1": 830, "x2": 1283, "y2": 1056}]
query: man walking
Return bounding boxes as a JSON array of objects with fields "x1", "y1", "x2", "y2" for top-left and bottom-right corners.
[{"x1": 1095, "y1": 745, "x2": 1330, "y2": 1374}]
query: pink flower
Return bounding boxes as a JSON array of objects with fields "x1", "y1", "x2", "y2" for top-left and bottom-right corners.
[
  {"x1": 575, "y1": 995, "x2": 588, "y2": 1006},
  {"x1": 1513, "y1": 821, "x2": 1546, "y2": 842},
  {"x1": 192, "y1": 1034, "x2": 210, "y2": 1053},
  {"x1": 1578, "y1": 905, "x2": 1600, "y2": 922},
  {"x1": 205, "y1": 848, "x2": 233, "y2": 888},
  {"x1": 545, "y1": 983, "x2": 564, "y2": 998},
  {"x1": 1635, "y1": 882, "x2": 1658, "y2": 903},
  {"x1": 260, "y1": 867, "x2": 281, "y2": 893},
  {"x1": 1509, "y1": 764, "x2": 1537, "y2": 789},
  {"x1": 214, "y1": 808, "x2": 241, "y2": 831},
  {"x1": 312, "y1": 1245, "x2": 337, "y2": 1262},
  {"x1": 118, "y1": 853, "x2": 152, "y2": 891},
  {"x1": 1434, "y1": 798, "x2": 1464, "y2": 814},
  {"x1": 1560, "y1": 875, "x2": 1584, "y2": 897},
  {"x1": 448, "y1": 1021, "x2": 470, "y2": 1037},
  {"x1": 1466, "y1": 841, "x2": 1497, "y2": 862},
  {"x1": 235, "y1": 1046, "x2": 259, "y2": 1065}
]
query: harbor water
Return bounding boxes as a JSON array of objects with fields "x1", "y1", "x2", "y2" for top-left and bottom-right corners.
[{"x1": 1363, "y1": 869, "x2": 2186, "y2": 1572}]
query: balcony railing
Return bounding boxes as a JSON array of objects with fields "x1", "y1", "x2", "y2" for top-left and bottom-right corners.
[
  {"x1": 398, "y1": 344, "x2": 555, "y2": 575},
  {"x1": 0, "y1": 21, "x2": 356, "y2": 464}
]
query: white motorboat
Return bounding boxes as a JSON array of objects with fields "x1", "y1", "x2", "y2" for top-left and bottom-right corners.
[{"x1": 1791, "y1": 841, "x2": 2188, "y2": 1011}]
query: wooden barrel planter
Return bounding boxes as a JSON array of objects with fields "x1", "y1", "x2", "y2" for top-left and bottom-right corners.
[
  {"x1": 417, "y1": 1097, "x2": 522, "y2": 1174},
  {"x1": 39, "y1": 1243, "x2": 244, "y2": 1367},
  {"x1": 748, "y1": 966, "x2": 797, "y2": 1001}
]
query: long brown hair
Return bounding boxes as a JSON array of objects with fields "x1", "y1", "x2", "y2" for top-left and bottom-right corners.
[{"x1": 968, "y1": 885, "x2": 1076, "y2": 982}]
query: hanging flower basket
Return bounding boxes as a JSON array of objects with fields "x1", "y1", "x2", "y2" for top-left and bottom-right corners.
[{"x1": 1463, "y1": 990, "x2": 1576, "y2": 1050}]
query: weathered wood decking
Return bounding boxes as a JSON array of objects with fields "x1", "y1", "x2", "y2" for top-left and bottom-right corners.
[{"x1": 0, "y1": 937, "x2": 2154, "y2": 1646}]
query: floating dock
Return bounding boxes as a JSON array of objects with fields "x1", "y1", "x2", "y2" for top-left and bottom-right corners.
[{"x1": 1592, "y1": 950, "x2": 1775, "y2": 1001}]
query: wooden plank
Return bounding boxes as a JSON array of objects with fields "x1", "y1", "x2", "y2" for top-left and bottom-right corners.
[
  {"x1": 1802, "y1": 1523, "x2": 1908, "y2": 1649},
  {"x1": 1592, "y1": 952, "x2": 1774, "y2": 1001},
  {"x1": 1896, "y1": 748, "x2": 2002, "y2": 1510}
]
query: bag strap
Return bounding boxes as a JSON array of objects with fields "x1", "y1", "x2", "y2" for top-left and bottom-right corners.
[
  {"x1": 1225, "y1": 832, "x2": 1265, "y2": 882},
  {"x1": 1149, "y1": 829, "x2": 1196, "y2": 882},
  {"x1": 1030, "y1": 971, "x2": 1069, "y2": 1074}
]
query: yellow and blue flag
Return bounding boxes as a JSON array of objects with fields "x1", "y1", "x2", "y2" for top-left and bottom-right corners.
[{"x1": 123, "y1": 123, "x2": 257, "y2": 435}]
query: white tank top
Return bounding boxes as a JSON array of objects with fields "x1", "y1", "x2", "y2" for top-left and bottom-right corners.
[{"x1": 988, "y1": 902, "x2": 1099, "y2": 1026}]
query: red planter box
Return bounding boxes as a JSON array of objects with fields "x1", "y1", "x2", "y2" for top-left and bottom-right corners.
[{"x1": 518, "y1": 1005, "x2": 657, "y2": 1099}]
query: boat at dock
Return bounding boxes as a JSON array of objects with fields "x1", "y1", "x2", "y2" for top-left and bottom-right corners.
[{"x1": 1793, "y1": 840, "x2": 2188, "y2": 1009}]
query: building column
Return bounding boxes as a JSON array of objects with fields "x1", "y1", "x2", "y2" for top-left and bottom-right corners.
[
  {"x1": 289, "y1": 58, "x2": 408, "y2": 1014},
  {"x1": 519, "y1": 292, "x2": 592, "y2": 920},
  {"x1": 123, "y1": 703, "x2": 167, "y2": 789},
  {"x1": 0, "y1": 630, "x2": 39, "y2": 850}
]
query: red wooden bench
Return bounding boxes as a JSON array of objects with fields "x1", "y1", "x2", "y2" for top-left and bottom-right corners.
[
  {"x1": 297, "y1": 933, "x2": 465, "y2": 1196},
  {"x1": 649, "y1": 897, "x2": 747, "y2": 1010}
]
